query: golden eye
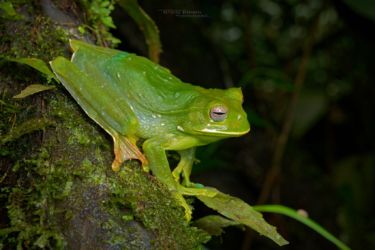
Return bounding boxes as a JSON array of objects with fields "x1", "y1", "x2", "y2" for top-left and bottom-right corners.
[{"x1": 210, "y1": 105, "x2": 228, "y2": 122}]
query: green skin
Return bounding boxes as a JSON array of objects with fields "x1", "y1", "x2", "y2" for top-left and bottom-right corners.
[{"x1": 50, "y1": 40, "x2": 250, "y2": 220}]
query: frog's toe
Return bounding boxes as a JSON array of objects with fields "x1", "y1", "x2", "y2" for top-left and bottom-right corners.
[
  {"x1": 183, "y1": 181, "x2": 207, "y2": 189},
  {"x1": 112, "y1": 159, "x2": 121, "y2": 172},
  {"x1": 141, "y1": 163, "x2": 150, "y2": 173},
  {"x1": 172, "y1": 170, "x2": 181, "y2": 183}
]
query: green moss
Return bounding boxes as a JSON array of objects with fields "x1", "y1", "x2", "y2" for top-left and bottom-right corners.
[
  {"x1": 107, "y1": 164, "x2": 211, "y2": 249},
  {"x1": 2, "y1": 149, "x2": 67, "y2": 249},
  {"x1": 0, "y1": 92, "x2": 107, "y2": 248},
  {"x1": 0, "y1": 9, "x2": 68, "y2": 60}
]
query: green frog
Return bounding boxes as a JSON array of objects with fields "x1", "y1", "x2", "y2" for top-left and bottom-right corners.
[{"x1": 50, "y1": 40, "x2": 250, "y2": 220}]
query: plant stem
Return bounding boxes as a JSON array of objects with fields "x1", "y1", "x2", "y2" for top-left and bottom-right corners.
[{"x1": 257, "y1": 18, "x2": 318, "y2": 205}]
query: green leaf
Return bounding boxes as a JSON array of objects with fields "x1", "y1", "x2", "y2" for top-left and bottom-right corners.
[
  {"x1": 0, "y1": 2, "x2": 23, "y2": 20},
  {"x1": 0, "y1": 2, "x2": 16, "y2": 15},
  {"x1": 254, "y1": 205, "x2": 352, "y2": 250},
  {"x1": 194, "y1": 215, "x2": 243, "y2": 236},
  {"x1": 13, "y1": 84, "x2": 55, "y2": 99},
  {"x1": 0, "y1": 118, "x2": 55, "y2": 146},
  {"x1": 8, "y1": 58, "x2": 57, "y2": 81},
  {"x1": 197, "y1": 191, "x2": 288, "y2": 246},
  {"x1": 117, "y1": 0, "x2": 161, "y2": 62}
]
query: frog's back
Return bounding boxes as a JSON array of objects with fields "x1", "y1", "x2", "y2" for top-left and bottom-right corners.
[
  {"x1": 72, "y1": 40, "x2": 199, "y2": 112},
  {"x1": 105, "y1": 52, "x2": 201, "y2": 115},
  {"x1": 69, "y1": 40, "x2": 200, "y2": 136}
]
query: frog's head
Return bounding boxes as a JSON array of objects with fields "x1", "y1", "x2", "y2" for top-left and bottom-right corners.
[{"x1": 179, "y1": 88, "x2": 250, "y2": 139}]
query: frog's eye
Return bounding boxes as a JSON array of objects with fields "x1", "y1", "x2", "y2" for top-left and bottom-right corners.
[{"x1": 210, "y1": 105, "x2": 228, "y2": 122}]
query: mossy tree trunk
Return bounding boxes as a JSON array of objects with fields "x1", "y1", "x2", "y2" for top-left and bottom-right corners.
[{"x1": 0, "y1": 1, "x2": 208, "y2": 249}]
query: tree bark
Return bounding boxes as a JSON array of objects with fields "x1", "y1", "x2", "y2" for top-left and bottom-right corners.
[{"x1": 0, "y1": 1, "x2": 208, "y2": 249}]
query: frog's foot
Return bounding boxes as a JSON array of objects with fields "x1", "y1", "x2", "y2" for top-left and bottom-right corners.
[
  {"x1": 112, "y1": 135, "x2": 148, "y2": 172},
  {"x1": 172, "y1": 191, "x2": 192, "y2": 221},
  {"x1": 178, "y1": 184, "x2": 218, "y2": 197},
  {"x1": 172, "y1": 165, "x2": 195, "y2": 187},
  {"x1": 170, "y1": 185, "x2": 217, "y2": 221}
]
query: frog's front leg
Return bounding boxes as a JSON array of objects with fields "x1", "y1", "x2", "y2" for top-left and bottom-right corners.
[
  {"x1": 142, "y1": 136, "x2": 192, "y2": 220},
  {"x1": 172, "y1": 149, "x2": 218, "y2": 198},
  {"x1": 143, "y1": 135, "x2": 218, "y2": 220}
]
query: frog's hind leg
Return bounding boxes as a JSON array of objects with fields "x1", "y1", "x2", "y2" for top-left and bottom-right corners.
[{"x1": 112, "y1": 133, "x2": 148, "y2": 172}]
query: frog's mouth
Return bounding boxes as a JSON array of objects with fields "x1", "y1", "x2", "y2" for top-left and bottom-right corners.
[
  {"x1": 195, "y1": 127, "x2": 250, "y2": 136},
  {"x1": 177, "y1": 125, "x2": 250, "y2": 137}
]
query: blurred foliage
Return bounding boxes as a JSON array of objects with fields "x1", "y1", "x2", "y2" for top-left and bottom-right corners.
[
  {"x1": 342, "y1": 0, "x2": 375, "y2": 21},
  {"x1": 112, "y1": 0, "x2": 374, "y2": 249},
  {"x1": 78, "y1": 0, "x2": 121, "y2": 45},
  {"x1": 117, "y1": 0, "x2": 162, "y2": 62}
]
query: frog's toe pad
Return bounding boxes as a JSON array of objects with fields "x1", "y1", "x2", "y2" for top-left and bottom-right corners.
[
  {"x1": 112, "y1": 160, "x2": 121, "y2": 172},
  {"x1": 192, "y1": 182, "x2": 204, "y2": 188},
  {"x1": 141, "y1": 163, "x2": 150, "y2": 173}
]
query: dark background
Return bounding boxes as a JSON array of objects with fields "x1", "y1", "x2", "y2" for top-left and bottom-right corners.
[{"x1": 113, "y1": 0, "x2": 375, "y2": 249}]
